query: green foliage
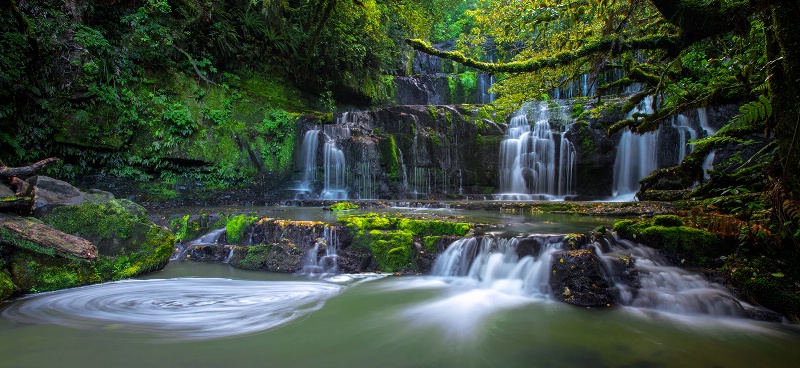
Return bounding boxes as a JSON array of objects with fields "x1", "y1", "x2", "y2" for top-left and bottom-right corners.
[
  {"x1": 730, "y1": 95, "x2": 772, "y2": 128},
  {"x1": 330, "y1": 202, "x2": 359, "y2": 211},
  {"x1": 226, "y1": 215, "x2": 257, "y2": 244}
]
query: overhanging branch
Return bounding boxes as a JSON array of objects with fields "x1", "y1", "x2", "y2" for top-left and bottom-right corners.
[{"x1": 406, "y1": 35, "x2": 684, "y2": 74}]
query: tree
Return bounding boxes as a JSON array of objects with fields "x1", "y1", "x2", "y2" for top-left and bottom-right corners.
[{"x1": 408, "y1": 0, "x2": 800, "y2": 202}]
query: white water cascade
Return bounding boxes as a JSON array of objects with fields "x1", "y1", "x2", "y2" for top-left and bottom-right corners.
[
  {"x1": 293, "y1": 129, "x2": 321, "y2": 199},
  {"x1": 298, "y1": 227, "x2": 339, "y2": 277},
  {"x1": 432, "y1": 236, "x2": 562, "y2": 297},
  {"x1": 698, "y1": 107, "x2": 717, "y2": 180},
  {"x1": 320, "y1": 113, "x2": 351, "y2": 200},
  {"x1": 598, "y1": 236, "x2": 749, "y2": 318},
  {"x1": 612, "y1": 96, "x2": 658, "y2": 199},
  {"x1": 675, "y1": 114, "x2": 697, "y2": 163},
  {"x1": 496, "y1": 103, "x2": 577, "y2": 200}
]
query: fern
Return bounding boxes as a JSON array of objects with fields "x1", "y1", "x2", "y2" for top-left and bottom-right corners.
[{"x1": 728, "y1": 94, "x2": 771, "y2": 130}]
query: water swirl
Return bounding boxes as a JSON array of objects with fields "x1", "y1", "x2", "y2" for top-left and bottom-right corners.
[{"x1": 2, "y1": 278, "x2": 342, "y2": 340}]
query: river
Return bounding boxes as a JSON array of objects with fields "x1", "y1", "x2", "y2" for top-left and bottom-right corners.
[{"x1": 1, "y1": 209, "x2": 799, "y2": 367}]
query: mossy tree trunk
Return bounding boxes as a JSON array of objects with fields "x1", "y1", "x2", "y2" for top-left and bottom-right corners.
[{"x1": 766, "y1": 0, "x2": 800, "y2": 198}]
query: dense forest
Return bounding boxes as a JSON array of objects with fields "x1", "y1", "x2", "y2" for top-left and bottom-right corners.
[{"x1": 1, "y1": 0, "x2": 799, "y2": 320}]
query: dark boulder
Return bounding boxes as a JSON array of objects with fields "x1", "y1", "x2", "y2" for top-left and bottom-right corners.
[{"x1": 549, "y1": 249, "x2": 613, "y2": 307}]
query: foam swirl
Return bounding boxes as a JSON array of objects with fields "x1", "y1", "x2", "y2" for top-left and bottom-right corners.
[{"x1": 2, "y1": 278, "x2": 342, "y2": 340}]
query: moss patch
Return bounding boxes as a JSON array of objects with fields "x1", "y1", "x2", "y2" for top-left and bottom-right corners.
[
  {"x1": 613, "y1": 217, "x2": 725, "y2": 266},
  {"x1": 226, "y1": 214, "x2": 257, "y2": 244}
]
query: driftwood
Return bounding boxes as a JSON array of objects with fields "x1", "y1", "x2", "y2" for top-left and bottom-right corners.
[
  {"x1": 0, "y1": 212, "x2": 98, "y2": 261},
  {"x1": 0, "y1": 157, "x2": 60, "y2": 195}
]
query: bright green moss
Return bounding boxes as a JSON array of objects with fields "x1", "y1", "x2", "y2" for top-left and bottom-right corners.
[
  {"x1": 368, "y1": 230, "x2": 413, "y2": 272},
  {"x1": 226, "y1": 214, "x2": 257, "y2": 244},
  {"x1": 378, "y1": 135, "x2": 401, "y2": 181},
  {"x1": 330, "y1": 202, "x2": 359, "y2": 211},
  {"x1": 423, "y1": 236, "x2": 441, "y2": 253}
]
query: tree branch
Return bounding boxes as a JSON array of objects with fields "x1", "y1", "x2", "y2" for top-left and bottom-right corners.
[{"x1": 406, "y1": 35, "x2": 684, "y2": 74}]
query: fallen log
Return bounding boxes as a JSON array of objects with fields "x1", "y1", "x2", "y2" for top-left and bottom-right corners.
[
  {"x1": 0, "y1": 212, "x2": 97, "y2": 261},
  {"x1": 0, "y1": 157, "x2": 60, "y2": 195}
]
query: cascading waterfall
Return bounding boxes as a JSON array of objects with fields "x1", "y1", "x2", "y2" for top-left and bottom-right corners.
[
  {"x1": 432, "y1": 236, "x2": 562, "y2": 297},
  {"x1": 430, "y1": 233, "x2": 760, "y2": 319},
  {"x1": 674, "y1": 114, "x2": 697, "y2": 163},
  {"x1": 496, "y1": 103, "x2": 576, "y2": 200},
  {"x1": 596, "y1": 236, "x2": 748, "y2": 317},
  {"x1": 612, "y1": 129, "x2": 658, "y2": 198},
  {"x1": 698, "y1": 107, "x2": 716, "y2": 179},
  {"x1": 293, "y1": 129, "x2": 321, "y2": 198},
  {"x1": 320, "y1": 113, "x2": 351, "y2": 200},
  {"x1": 171, "y1": 228, "x2": 226, "y2": 260},
  {"x1": 298, "y1": 227, "x2": 339, "y2": 276},
  {"x1": 612, "y1": 96, "x2": 657, "y2": 198}
]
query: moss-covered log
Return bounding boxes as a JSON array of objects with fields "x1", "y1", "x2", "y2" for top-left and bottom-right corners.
[
  {"x1": 406, "y1": 35, "x2": 684, "y2": 74},
  {"x1": 0, "y1": 212, "x2": 97, "y2": 261}
]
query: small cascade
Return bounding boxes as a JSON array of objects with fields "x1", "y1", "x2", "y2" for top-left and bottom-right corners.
[
  {"x1": 698, "y1": 107, "x2": 717, "y2": 135},
  {"x1": 432, "y1": 236, "x2": 563, "y2": 297},
  {"x1": 674, "y1": 114, "x2": 697, "y2": 163},
  {"x1": 496, "y1": 103, "x2": 576, "y2": 200},
  {"x1": 170, "y1": 228, "x2": 226, "y2": 261},
  {"x1": 598, "y1": 236, "x2": 747, "y2": 318},
  {"x1": 297, "y1": 227, "x2": 339, "y2": 277},
  {"x1": 702, "y1": 151, "x2": 716, "y2": 180}
]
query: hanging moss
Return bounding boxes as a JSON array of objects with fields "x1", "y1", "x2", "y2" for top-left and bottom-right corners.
[{"x1": 378, "y1": 135, "x2": 401, "y2": 181}]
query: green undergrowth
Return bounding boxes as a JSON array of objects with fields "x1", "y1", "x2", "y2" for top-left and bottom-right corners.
[{"x1": 339, "y1": 213, "x2": 472, "y2": 272}]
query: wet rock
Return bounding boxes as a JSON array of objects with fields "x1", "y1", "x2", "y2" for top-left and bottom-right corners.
[
  {"x1": 549, "y1": 249, "x2": 613, "y2": 307},
  {"x1": 183, "y1": 244, "x2": 234, "y2": 263},
  {"x1": 28, "y1": 176, "x2": 86, "y2": 218},
  {"x1": 229, "y1": 242, "x2": 306, "y2": 273}
]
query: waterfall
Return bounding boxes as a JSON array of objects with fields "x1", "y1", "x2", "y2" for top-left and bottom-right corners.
[
  {"x1": 698, "y1": 107, "x2": 716, "y2": 135},
  {"x1": 298, "y1": 227, "x2": 339, "y2": 277},
  {"x1": 170, "y1": 228, "x2": 226, "y2": 261},
  {"x1": 612, "y1": 129, "x2": 658, "y2": 197},
  {"x1": 612, "y1": 96, "x2": 658, "y2": 199},
  {"x1": 675, "y1": 114, "x2": 697, "y2": 163},
  {"x1": 320, "y1": 113, "x2": 351, "y2": 200},
  {"x1": 598, "y1": 236, "x2": 747, "y2": 317},
  {"x1": 496, "y1": 103, "x2": 576, "y2": 200},
  {"x1": 432, "y1": 236, "x2": 562, "y2": 298},
  {"x1": 293, "y1": 129, "x2": 321, "y2": 198}
]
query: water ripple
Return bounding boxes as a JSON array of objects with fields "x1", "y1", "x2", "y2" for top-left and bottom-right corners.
[{"x1": 2, "y1": 278, "x2": 342, "y2": 340}]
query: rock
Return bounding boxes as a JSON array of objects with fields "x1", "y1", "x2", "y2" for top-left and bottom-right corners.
[
  {"x1": 229, "y1": 242, "x2": 306, "y2": 273},
  {"x1": 549, "y1": 249, "x2": 614, "y2": 307},
  {"x1": 0, "y1": 185, "x2": 14, "y2": 198},
  {"x1": 28, "y1": 176, "x2": 86, "y2": 218}
]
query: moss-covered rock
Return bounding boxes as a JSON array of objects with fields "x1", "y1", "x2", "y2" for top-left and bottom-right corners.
[
  {"x1": 3, "y1": 198, "x2": 174, "y2": 297},
  {"x1": 613, "y1": 217, "x2": 726, "y2": 266}
]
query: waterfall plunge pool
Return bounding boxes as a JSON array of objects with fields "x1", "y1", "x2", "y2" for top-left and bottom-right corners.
[{"x1": 1, "y1": 260, "x2": 798, "y2": 368}]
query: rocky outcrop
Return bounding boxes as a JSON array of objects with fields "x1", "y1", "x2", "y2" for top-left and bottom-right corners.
[{"x1": 549, "y1": 249, "x2": 614, "y2": 307}]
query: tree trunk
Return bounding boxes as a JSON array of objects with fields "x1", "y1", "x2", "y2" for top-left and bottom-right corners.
[{"x1": 767, "y1": 0, "x2": 800, "y2": 198}]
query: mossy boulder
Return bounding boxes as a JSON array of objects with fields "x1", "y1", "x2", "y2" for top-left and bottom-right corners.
[
  {"x1": 3, "y1": 198, "x2": 174, "y2": 296},
  {"x1": 612, "y1": 217, "x2": 728, "y2": 266}
]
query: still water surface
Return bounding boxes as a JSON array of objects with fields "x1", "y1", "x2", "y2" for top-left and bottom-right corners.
[{"x1": 1, "y1": 261, "x2": 799, "y2": 368}]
